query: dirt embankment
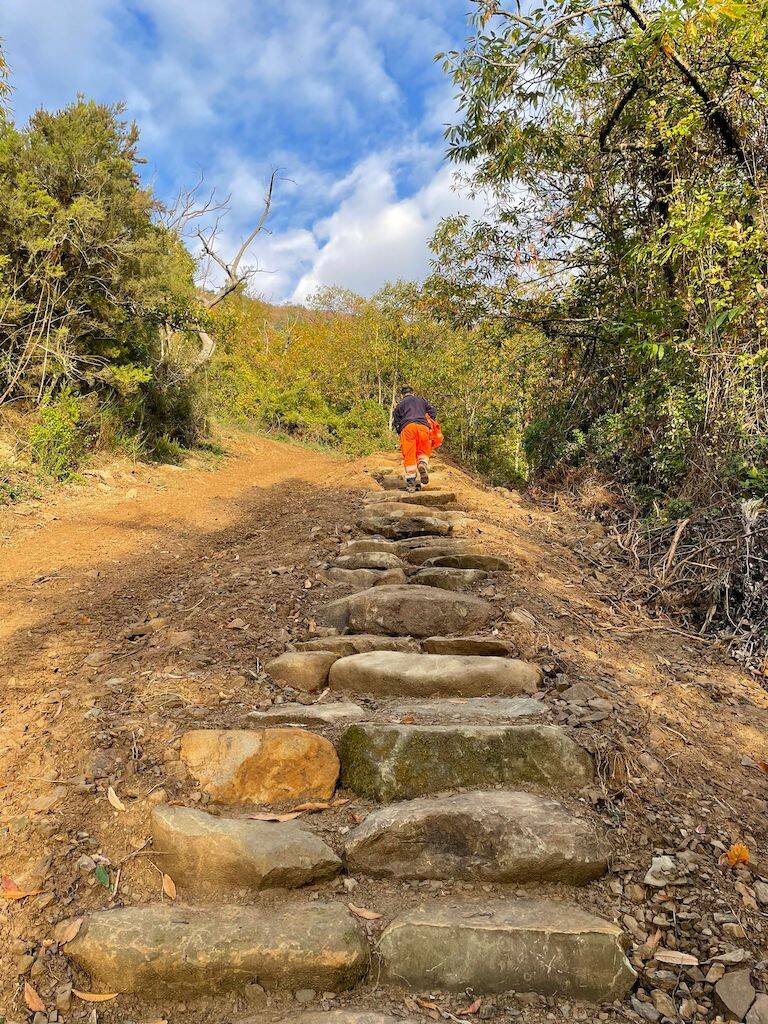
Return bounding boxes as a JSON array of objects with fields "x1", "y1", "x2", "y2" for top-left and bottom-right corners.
[{"x1": 1, "y1": 429, "x2": 767, "y2": 1024}]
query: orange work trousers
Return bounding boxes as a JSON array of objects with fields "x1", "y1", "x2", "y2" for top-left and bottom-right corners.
[{"x1": 400, "y1": 422, "x2": 432, "y2": 476}]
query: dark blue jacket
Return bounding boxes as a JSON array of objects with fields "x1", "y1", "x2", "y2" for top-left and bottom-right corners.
[{"x1": 393, "y1": 395, "x2": 436, "y2": 435}]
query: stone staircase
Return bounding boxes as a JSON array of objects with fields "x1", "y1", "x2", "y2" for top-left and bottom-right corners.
[{"x1": 63, "y1": 458, "x2": 638, "y2": 1017}]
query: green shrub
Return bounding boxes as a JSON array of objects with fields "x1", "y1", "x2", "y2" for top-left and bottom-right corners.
[
  {"x1": 152, "y1": 434, "x2": 185, "y2": 464},
  {"x1": 27, "y1": 387, "x2": 87, "y2": 480}
]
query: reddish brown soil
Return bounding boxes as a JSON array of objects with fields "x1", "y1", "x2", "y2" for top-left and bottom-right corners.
[{"x1": 1, "y1": 429, "x2": 767, "y2": 1024}]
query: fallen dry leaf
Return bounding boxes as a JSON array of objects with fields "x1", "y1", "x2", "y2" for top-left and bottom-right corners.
[
  {"x1": 720, "y1": 842, "x2": 750, "y2": 868},
  {"x1": 248, "y1": 812, "x2": 303, "y2": 822},
  {"x1": 655, "y1": 949, "x2": 699, "y2": 966},
  {"x1": 458, "y1": 996, "x2": 483, "y2": 1015},
  {"x1": 24, "y1": 981, "x2": 45, "y2": 1012},
  {"x1": 347, "y1": 903, "x2": 383, "y2": 921},
  {"x1": 162, "y1": 873, "x2": 177, "y2": 900},
  {"x1": 291, "y1": 798, "x2": 351, "y2": 813},
  {"x1": 107, "y1": 786, "x2": 126, "y2": 812},
  {"x1": 73, "y1": 990, "x2": 119, "y2": 1002},
  {"x1": 54, "y1": 916, "x2": 84, "y2": 945},
  {"x1": 415, "y1": 997, "x2": 440, "y2": 1019},
  {"x1": 1, "y1": 874, "x2": 42, "y2": 900}
]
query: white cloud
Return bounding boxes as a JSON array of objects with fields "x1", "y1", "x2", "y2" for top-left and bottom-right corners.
[
  {"x1": 2, "y1": 0, "x2": 474, "y2": 302},
  {"x1": 290, "y1": 155, "x2": 483, "y2": 303}
]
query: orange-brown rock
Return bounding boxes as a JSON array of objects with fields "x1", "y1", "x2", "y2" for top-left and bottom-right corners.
[{"x1": 180, "y1": 728, "x2": 339, "y2": 805}]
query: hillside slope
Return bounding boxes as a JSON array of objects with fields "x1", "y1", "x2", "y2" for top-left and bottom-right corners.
[{"x1": 0, "y1": 430, "x2": 767, "y2": 1024}]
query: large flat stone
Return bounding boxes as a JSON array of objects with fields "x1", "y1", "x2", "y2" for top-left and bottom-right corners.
[
  {"x1": 318, "y1": 585, "x2": 494, "y2": 638},
  {"x1": 345, "y1": 791, "x2": 608, "y2": 883},
  {"x1": 425, "y1": 553, "x2": 513, "y2": 571},
  {"x1": 390, "y1": 696, "x2": 545, "y2": 723},
  {"x1": 266, "y1": 652, "x2": 341, "y2": 692},
  {"x1": 363, "y1": 504, "x2": 465, "y2": 522},
  {"x1": 65, "y1": 904, "x2": 368, "y2": 994},
  {"x1": 363, "y1": 491, "x2": 457, "y2": 507},
  {"x1": 399, "y1": 543, "x2": 477, "y2": 566},
  {"x1": 397, "y1": 536, "x2": 470, "y2": 551},
  {"x1": 378, "y1": 900, "x2": 636, "y2": 1001},
  {"x1": 422, "y1": 635, "x2": 514, "y2": 656},
  {"x1": 329, "y1": 567, "x2": 406, "y2": 589},
  {"x1": 359, "y1": 515, "x2": 454, "y2": 540},
  {"x1": 410, "y1": 567, "x2": 487, "y2": 591},
  {"x1": 336, "y1": 552, "x2": 407, "y2": 570},
  {"x1": 180, "y1": 729, "x2": 339, "y2": 805},
  {"x1": 338, "y1": 723, "x2": 593, "y2": 801},
  {"x1": 151, "y1": 804, "x2": 341, "y2": 891},
  {"x1": 247, "y1": 702, "x2": 366, "y2": 727},
  {"x1": 296, "y1": 635, "x2": 419, "y2": 655},
  {"x1": 329, "y1": 651, "x2": 542, "y2": 697},
  {"x1": 339, "y1": 539, "x2": 400, "y2": 555}
]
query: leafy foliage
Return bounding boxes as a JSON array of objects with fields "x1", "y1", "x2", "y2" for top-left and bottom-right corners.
[
  {"x1": 0, "y1": 81, "x2": 210, "y2": 476},
  {"x1": 430, "y1": 0, "x2": 768, "y2": 664}
]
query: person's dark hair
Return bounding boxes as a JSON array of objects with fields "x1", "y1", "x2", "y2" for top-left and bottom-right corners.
[{"x1": 400, "y1": 385, "x2": 414, "y2": 395}]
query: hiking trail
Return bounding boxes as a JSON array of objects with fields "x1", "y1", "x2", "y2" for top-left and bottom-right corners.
[{"x1": 1, "y1": 429, "x2": 768, "y2": 1024}]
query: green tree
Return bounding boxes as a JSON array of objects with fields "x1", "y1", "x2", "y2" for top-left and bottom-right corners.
[{"x1": 436, "y1": 0, "x2": 768, "y2": 502}]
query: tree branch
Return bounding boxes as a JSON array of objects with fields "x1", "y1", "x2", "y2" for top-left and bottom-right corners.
[
  {"x1": 599, "y1": 77, "x2": 643, "y2": 149},
  {"x1": 230, "y1": 168, "x2": 278, "y2": 278},
  {"x1": 620, "y1": 0, "x2": 753, "y2": 180}
]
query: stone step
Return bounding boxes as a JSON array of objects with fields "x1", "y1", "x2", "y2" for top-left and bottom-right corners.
[
  {"x1": 249, "y1": 696, "x2": 544, "y2": 729},
  {"x1": 397, "y1": 535, "x2": 471, "y2": 551},
  {"x1": 410, "y1": 566, "x2": 487, "y2": 591},
  {"x1": 377, "y1": 900, "x2": 636, "y2": 1001},
  {"x1": 425, "y1": 553, "x2": 513, "y2": 571},
  {"x1": 390, "y1": 696, "x2": 545, "y2": 723},
  {"x1": 151, "y1": 804, "x2": 341, "y2": 891},
  {"x1": 398, "y1": 542, "x2": 477, "y2": 565},
  {"x1": 338, "y1": 723, "x2": 593, "y2": 802},
  {"x1": 329, "y1": 567, "x2": 406, "y2": 589},
  {"x1": 296, "y1": 635, "x2": 419, "y2": 655},
  {"x1": 180, "y1": 728, "x2": 339, "y2": 805},
  {"x1": 422, "y1": 635, "x2": 514, "y2": 656},
  {"x1": 363, "y1": 490, "x2": 457, "y2": 507},
  {"x1": 336, "y1": 552, "x2": 407, "y2": 570},
  {"x1": 64, "y1": 904, "x2": 368, "y2": 995},
  {"x1": 266, "y1": 652, "x2": 341, "y2": 692},
  {"x1": 373, "y1": 468, "x2": 448, "y2": 487},
  {"x1": 359, "y1": 514, "x2": 454, "y2": 540},
  {"x1": 329, "y1": 651, "x2": 542, "y2": 698},
  {"x1": 318, "y1": 585, "x2": 494, "y2": 638},
  {"x1": 345, "y1": 790, "x2": 608, "y2": 884},
  {"x1": 362, "y1": 503, "x2": 465, "y2": 522},
  {"x1": 247, "y1": 702, "x2": 367, "y2": 727},
  {"x1": 339, "y1": 538, "x2": 400, "y2": 555}
]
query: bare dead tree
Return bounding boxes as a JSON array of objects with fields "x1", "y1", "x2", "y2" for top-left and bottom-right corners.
[
  {"x1": 160, "y1": 169, "x2": 279, "y2": 371},
  {"x1": 190, "y1": 168, "x2": 277, "y2": 368}
]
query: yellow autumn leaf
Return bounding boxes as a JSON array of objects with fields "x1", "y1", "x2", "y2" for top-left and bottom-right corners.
[{"x1": 720, "y1": 842, "x2": 750, "y2": 867}]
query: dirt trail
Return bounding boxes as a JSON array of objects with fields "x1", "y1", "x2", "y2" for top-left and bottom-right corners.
[{"x1": 1, "y1": 430, "x2": 768, "y2": 1024}]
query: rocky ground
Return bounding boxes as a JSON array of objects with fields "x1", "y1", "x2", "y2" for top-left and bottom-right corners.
[{"x1": 1, "y1": 430, "x2": 767, "y2": 1024}]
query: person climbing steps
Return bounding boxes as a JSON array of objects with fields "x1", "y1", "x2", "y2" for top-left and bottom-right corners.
[{"x1": 392, "y1": 384, "x2": 439, "y2": 491}]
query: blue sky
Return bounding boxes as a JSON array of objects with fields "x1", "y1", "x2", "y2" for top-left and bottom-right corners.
[{"x1": 2, "y1": 1, "x2": 482, "y2": 303}]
